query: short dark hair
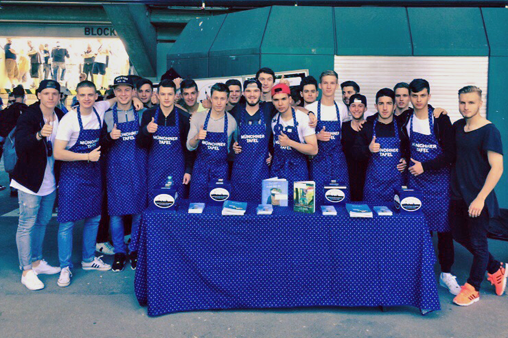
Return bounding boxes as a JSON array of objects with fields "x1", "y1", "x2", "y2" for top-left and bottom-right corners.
[
  {"x1": 225, "y1": 79, "x2": 242, "y2": 90},
  {"x1": 290, "y1": 86, "x2": 302, "y2": 104},
  {"x1": 300, "y1": 76, "x2": 318, "y2": 91},
  {"x1": 243, "y1": 78, "x2": 262, "y2": 91},
  {"x1": 136, "y1": 78, "x2": 153, "y2": 90},
  {"x1": 159, "y1": 79, "x2": 176, "y2": 91},
  {"x1": 409, "y1": 79, "x2": 430, "y2": 94},
  {"x1": 180, "y1": 79, "x2": 198, "y2": 92},
  {"x1": 12, "y1": 85, "x2": 25, "y2": 98},
  {"x1": 375, "y1": 88, "x2": 395, "y2": 104},
  {"x1": 76, "y1": 80, "x2": 96, "y2": 92},
  {"x1": 393, "y1": 82, "x2": 409, "y2": 93},
  {"x1": 256, "y1": 67, "x2": 275, "y2": 81},
  {"x1": 210, "y1": 83, "x2": 229, "y2": 97},
  {"x1": 340, "y1": 81, "x2": 360, "y2": 93}
]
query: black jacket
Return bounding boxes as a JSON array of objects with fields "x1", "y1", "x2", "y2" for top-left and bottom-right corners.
[
  {"x1": 399, "y1": 109, "x2": 455, "y2": 171},
  {"x1": 0, "y1": 102, "x2": 28, "y2": 137},
  {"x1": 12, "y1": 102, "x2": 65, "y2": 193}
]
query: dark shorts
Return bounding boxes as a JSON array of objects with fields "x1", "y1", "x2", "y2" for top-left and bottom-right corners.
[
  {"x1": 92, "y1": 62, "x2": 106, "y2": 75},
  {"x1": 30, "y1": 63, "x2": 41, "y2": 78}
]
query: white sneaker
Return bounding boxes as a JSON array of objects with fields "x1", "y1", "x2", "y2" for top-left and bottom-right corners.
[
  {"x1": 96, "y1": 242, "x2": 115, "y2": 255},
  {"x1": 82, "y1": 256, "x2": 111, "y2": 271},
  {"x1": 33, "y1": 259, "x2": 61, "y2": 275},
  {"x1": 57, "y1": 267, "x2": 72, "y2": 287},
  {"x1": 440, "y1": 272, "x2": 461, "y2": 295},
  {"x1": 21, "y1": 270, "x2": 44, "y2": 291}
]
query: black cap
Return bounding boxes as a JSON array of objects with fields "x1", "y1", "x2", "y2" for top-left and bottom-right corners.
[
  {"x1": 37, "y1": 80, "x2": 61, "y2": 93},
  {"x1": 349, "y1": 93, "x2": 367, "y2": 106},
  {"x1": 113, "y1": 75, "x2": 134, "y2": 88}
]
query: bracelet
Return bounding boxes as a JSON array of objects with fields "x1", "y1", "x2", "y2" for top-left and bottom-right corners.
[
  {"x1": 37, "y1": 131, "x2": 42, "y2": 140},
  {"x1": 87, "y1": 153, "x2": 90, "y2": 163}
]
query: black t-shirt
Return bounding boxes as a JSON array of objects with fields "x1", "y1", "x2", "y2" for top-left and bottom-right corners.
[
  {"x1": 451, "y1": 119, "x2": 503, "y2": 218},
  {"x1": 341, "y1": 120, "x2": 358, "y2": 159},
  {"x1": 136, "y1": 106, "x2": 194, "y2": 174},
  {"x1": 5, "y1": 43, "x2": 16, "y2": 60}
]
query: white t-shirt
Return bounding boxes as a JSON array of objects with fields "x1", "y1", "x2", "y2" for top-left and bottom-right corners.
[
  {"x1": 56, "y1": 101, "x2": 110, "y2": 149},
  {"x1": 406, "y1": 113, "x2": 432, "y2": 137},
  {"x1": 10, "y1": 113, "x2": 60, "y2": 196},
  {"x1": 305, "y1": 100, "x2": 349, "y2": 126},
  {"x1": 271, "y1": 109, "x2": 315, "y2": 144}
]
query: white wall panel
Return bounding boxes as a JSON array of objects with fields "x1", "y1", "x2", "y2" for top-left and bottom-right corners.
[{"x1": 334, "y1": 56, "x2": 488, "y2": 122}]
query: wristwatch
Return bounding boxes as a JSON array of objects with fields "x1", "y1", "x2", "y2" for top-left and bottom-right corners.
[{"x1": 37, "y1": 131, "x2": 43, "y2": 140}]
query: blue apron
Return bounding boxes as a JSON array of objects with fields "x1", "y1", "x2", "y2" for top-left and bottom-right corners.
[
  {"x1": 270, "y1": 108, "x2": 309, "y2": 201},
  {"x1": 147, "y1": 107, "x2": 186, "y2": 200},
  {"x1": 408, "y1": 108, "x2": 451, "y2": 232},
  {"x1": 310, "y1": 101, "x2": 350, "y2": 205},
  {"x1": 58, "y1": 107, "x2": 103, "y2": 223},
  {"x1": 106, "y1": 104, "x2": 147, "y2": 216},
  {"x1": 189, "y1": 110, "x2": 229, "y2": 201},
  {"x1": 363, "y1": 117, "x2": 404, "y2": 202},
  {"x1": 231, "y1": 107, "x2": 270, "y2": 202}
]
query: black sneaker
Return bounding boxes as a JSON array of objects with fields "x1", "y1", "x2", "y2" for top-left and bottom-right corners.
[
  {"x1": 112, "y1": 253, "x2": 126, "y2": 272},
  {"x1": 129, "y1": 251, "x2": 138, "y2": 270}
]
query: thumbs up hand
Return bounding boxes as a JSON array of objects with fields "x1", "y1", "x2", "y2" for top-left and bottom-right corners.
[
  {"x1": 409, "y1": 158, "x2": 424, "y2": 176},
  {"x1": 147, "y1": 117, "x2": 158, "y2": 134},
  {"x1": 110, "y1": 123, "x2": 121, "y2": 140},
  {"x1": 278, "y1": 131, "x2": 291, "y2": 147},
  {"x1": 397, "y1": 158, "x2": 407, "y2": 172},
  {"x1": 40, "y1": 120, "x2": 53, "y2": 138},
  {"x1": 316, "y1": 125, "x2": 331, "y2": 142},
  {"x1": 233, "y1": 141, "x2": 242, "y2": 154},
  {"x1": 197, "y1": 125, "x2": 207, "y2": 140},
  {"x1": 89, "y1": 146, "x2": 101, "y2": 162},
  {"x1": 369, "y1": 136, "x2": 380, "y2": 153}
]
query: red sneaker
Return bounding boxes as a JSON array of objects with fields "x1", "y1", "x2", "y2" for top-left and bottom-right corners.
[
  {"x1": 453, "y1": 283, "x2": 480, "y2": 306},
  {"x1": 487, "y1": 262, "x2": 508, "y2": 296}
]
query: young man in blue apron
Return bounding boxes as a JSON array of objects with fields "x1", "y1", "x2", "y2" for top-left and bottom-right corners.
[
  {"x1": 101, "y1": 76, "x2": 148, "y2": 272},
  {"x1": 450, "y1": 86, "x2": 506, "y2": 306},
  {"x1": 137, "y1": 79, "x2": 193, "y2": 201},
  {"x1": 54, "y1": 81, "x2": 142, "y2": 286},
  {"x1": 306, "y1": 71, "x2": 350, "y2": 205},
  {"x1": 399, "y1": 79, "x2": 460, "y2": 296},
  {"x1": 187, "y1": 83, "x2": 238, "y2": 201},
  {"x1": 353, "y1": 88, "x2": 408, "y2": 202},
  {"x1": 230, "y1": 79, "x2": 273, "y2": 202},
  {"x1": 270, "y1": 83, "x2": 318, "y2": 201}
]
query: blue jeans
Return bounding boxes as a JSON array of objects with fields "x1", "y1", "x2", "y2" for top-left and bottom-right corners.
[
  {"x1": 52, "y1": 61, "x2": 66, "y2": 81},
  {"x1": 58, "y1": 215, "x2": 101, "y2": 269},
  {"x1": 16, "y1": 190, "x2": 56, "y2": 271},
  {"x1": 109, "y1": 214, "x2": 141, "y2": 254}
]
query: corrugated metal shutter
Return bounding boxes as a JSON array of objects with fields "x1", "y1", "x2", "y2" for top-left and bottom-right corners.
[{"x1": 334, "y1": 56, "x2": 488, "y2": 122}]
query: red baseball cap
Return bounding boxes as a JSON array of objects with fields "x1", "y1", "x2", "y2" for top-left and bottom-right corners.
[{"x1": 271, "y1": 83, "x2": 291, "y2": 97}]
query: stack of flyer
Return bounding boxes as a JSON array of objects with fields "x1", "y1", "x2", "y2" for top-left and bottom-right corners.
[
  {"x1": 293, "y1": 181, "x2": 316, "y2": 213},
  {"x1": 188, "y1": 203, "x2": 205, "y2": 214},
  {"x1": 256, "y1": 204, "x2": 273, "y2": 215},
  {"x1": 346, "y1": 203, "x2": 373, "y2": 218},
  {"x1": 321, "y1": 205, "x2": 337, "y2": 216},
  {"x1": 261, "y1": 177, "x2": 288, "y2": 207},
  {"x1": 222, "y1": 200, "x2": 247, "y2": 216},
  {"x1": 373, "y1": 206, "x2": 393, "y2": 216}
]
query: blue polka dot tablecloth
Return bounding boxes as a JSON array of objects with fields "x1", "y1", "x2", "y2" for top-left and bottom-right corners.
[{"x1": 134, "y1": 202, "x2": 440, "y2": 317}]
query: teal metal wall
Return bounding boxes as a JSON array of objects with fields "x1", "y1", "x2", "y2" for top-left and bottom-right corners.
[{"x1": 167, "y1": 6, "x2": 508, "y2": 207}]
